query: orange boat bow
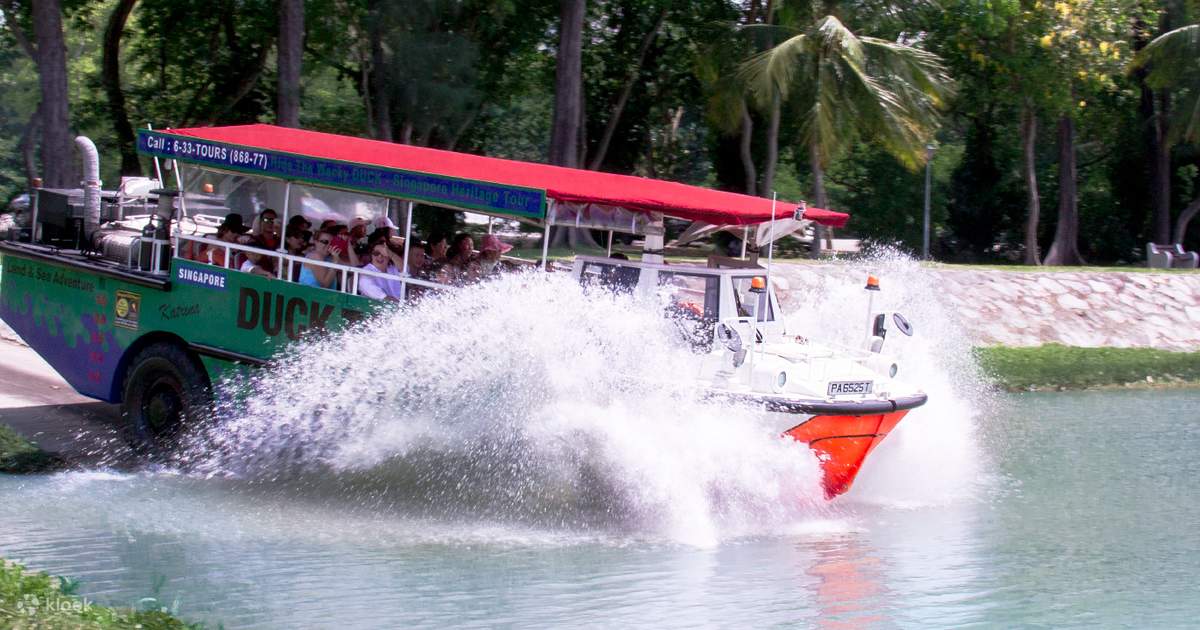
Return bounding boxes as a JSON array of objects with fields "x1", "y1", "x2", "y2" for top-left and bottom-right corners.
[{"x1": 784, "y1": 410, "x2": 910, "y2": 498}]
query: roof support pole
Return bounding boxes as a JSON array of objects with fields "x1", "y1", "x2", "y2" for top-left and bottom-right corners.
[
  {"x1": 400, "y1": 200, "x2": 414, "y2": 301},
  {"x1": 276, "y1": 181, "x2": 292, "y2": 278},
  {"x1": 606, "y1": 230, "x2": 613, "y2": 256},
  {"x1": 540, "y1": 203, "x2": 555, "y2": 270},
  {"x1": 171, "y1": 160, "x2": 188, "y2": 251},
  {"x1": 642, "y1": 213, "x2": 665, "y2": 264}
]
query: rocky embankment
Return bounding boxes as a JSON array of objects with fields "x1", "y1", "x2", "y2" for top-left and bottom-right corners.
[{"x1": 774, "y1": 264, "x2": 1200, "y2": 351}]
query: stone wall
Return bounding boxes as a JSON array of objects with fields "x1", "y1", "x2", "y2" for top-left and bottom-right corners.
[{"x1": 774, "y1": 264, "x2": 1200, "y2": 351}]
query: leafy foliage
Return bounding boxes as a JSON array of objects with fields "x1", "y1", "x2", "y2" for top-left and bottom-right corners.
[{"x1": 1, "y1": 0, "x2": 1199, "y2": 260}]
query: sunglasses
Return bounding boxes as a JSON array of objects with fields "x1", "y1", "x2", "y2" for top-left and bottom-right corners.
[{"x1": 263, "y1": 217, "x2": 277, "y2": 223}]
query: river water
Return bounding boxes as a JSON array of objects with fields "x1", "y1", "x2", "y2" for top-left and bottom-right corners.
[
  {"x1": 3, "y1": 270, "x2": 1199, "y2": 627},
  {"x1": 3, "y1": 389, "x2": 1198, "y2": 627}
]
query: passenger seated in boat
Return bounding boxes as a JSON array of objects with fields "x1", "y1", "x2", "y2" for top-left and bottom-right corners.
[
  {"x1": 252, "y1": 208, "x2": 281, "y2": 250},
  {"x1": 406, "y1": 241, "x2": 427, "y2": 277},
  {"x1": 423, "y1": 231, "x2": 449, "y2": 270},
  {"x1": 476, "y1": 234, "x2": 512, "y2": 280},
  {"x1": 198, "y1": 213, "x2": 250, "y2": 268},
  {"x1": 358, "y1": 242, "x2": 406, "y2": 301},
  {"x1": 284, "y1": 226, "x2": 310, "y2": 256},
  {"x1": 439, "y1": 233, "x2": 477, "y2": 285},
  {"x1": 299, "y1": 228, "x2": 341, "y2": 290},
  {"x1": 327, "y1": 224, "x2": 360, "y2": 267},
  {"x1": 348, "y1": 217, "x2": 369, "y2": 259},
  {"x1": 283, "y1": 227, "x2": 310, "y2": 281},
  {"x1": 238, "y1": 235, "x2": 277, "y2": 279},
  {"x1": 287, "y1": 214, "x2": 311, "y2": 234}
]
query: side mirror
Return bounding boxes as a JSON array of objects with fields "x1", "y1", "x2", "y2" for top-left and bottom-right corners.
[
  {"x1": 872, "y1": 313, "x2": 888, "y2": 340},
  {"x1": 893, "y1": 312, "x2": 914, "y2": 336}
]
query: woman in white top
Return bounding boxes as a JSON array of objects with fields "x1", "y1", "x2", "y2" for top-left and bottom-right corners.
[{"x1": 358, "y1": 242, "x2": 406, "y2": 301}]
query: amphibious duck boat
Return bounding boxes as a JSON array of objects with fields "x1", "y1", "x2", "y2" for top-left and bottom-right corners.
[{"x1": 0, "y1": 124, "x2": 924, "y2": 498}]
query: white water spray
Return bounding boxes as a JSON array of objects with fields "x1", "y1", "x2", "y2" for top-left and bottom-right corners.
[
  {"x1": 774, "y1": 246, "x2": 994, "y2": 506},
  {"x1": 181, "y1": 274, "x2": 829, "y2": 545},
  {"x1": 180, "y1": 253, "x2": 988, "y2": 544}
]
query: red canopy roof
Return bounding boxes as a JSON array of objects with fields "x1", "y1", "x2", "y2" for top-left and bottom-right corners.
[{"x1": 166, "y1": 124, "x2": 849, "y2": 228}]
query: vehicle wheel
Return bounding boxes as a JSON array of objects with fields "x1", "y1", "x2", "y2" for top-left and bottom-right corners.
[{"x1": 121, "y1": 342, "x2": 210, "y2": 456}]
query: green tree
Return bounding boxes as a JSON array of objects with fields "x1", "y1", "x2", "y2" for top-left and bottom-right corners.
[
  {"x1": 739, "y1": 13, "x2": 953, "y2": 251},
  {"x1": 1135, "y1": 21, "x2": 1200, "y2": 244}
]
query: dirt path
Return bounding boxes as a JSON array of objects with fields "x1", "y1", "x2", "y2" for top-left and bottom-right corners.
[{"x1": 0, "y1": 331, "x2": 134, "y2": 468}]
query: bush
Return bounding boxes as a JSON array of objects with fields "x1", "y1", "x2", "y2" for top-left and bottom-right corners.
[
  {"x1": 0, "y1": 559, "x2": 201, "y2": 629},
  {"x1": 0, "y1": 425, "x2": 61, "y2": 473}
]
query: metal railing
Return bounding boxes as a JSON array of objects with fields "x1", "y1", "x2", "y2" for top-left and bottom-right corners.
[{"x1": 174, "y1": 233, "x2": 447, "y2": 298}]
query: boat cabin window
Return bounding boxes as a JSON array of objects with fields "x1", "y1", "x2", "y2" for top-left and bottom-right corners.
[
  {"x1": 579, "y1": 260, "x2": 640, "y2": 294},
  {"x1": 179, "y1": 167, "x2": 393, "y2": 237},
  {"x1": 732, "y1": 276, "x2": 774, "y2": 322},
  {"x1": 657, "y1": 271, "x2": 720, "y2": 352},
  {"x1": 657, "y1": 272, "x2": 720, "y2": 320}
]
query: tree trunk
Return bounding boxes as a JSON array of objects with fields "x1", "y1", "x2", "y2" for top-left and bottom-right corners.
[
  {"x1": 277, "y1": 0, "x2": 304, "y2": 127},
  {"x1": 32, "y1": 0, "x2": 72, "y2": 188},
  {"x1": 761, "y1": 91, "x2": 780, "y2": 194},
  {"x1": 548, "y1": 0, "x2": 597, "y2": 249},
  {"x1": 549, "y1": 0, "x2": 585, "y2": 168},
  {"x1": 587, "y1": 7, "x2": 665, "y2": 171},
  {"x1": 1044, "y1": 115, "x2": 1085, "y2": 266},
  {"x1": 1174, "y1": 196, "x2": 1200, "y2": 245},
  {"x1": 1151, "y1": 90, "x2": 1171, "y2": 244},
  {"x1": 1020, "y1": 103, "x2": 1040, "y2": 265},
  {"x1": 739, "y1": 106, "x2": 757, "y2": 196},
  {"x1": 102, "y1": 0, "x2": 141, "y2": 176},
  {"x1": 18, "y1": 105, "x2": 41, "y2": 185},
  {"x1": 808, "y1": 142, "x2": 827, "y2": 257},
  {"x1": 367, "y1": 0, "x2": 391, "y2": 140}
]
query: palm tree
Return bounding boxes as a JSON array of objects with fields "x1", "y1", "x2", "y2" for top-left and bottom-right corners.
[
  {"x1": 1135, "y1": 23, "x2": 1200, "y2": 245},
  {"x1": 739, "y1": 15, "x2": 952, "y2": 252}
]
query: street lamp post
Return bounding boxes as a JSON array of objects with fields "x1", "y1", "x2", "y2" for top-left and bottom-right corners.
[{"x1": 922, "y1": 143, "x2": 936, "y2": 260}]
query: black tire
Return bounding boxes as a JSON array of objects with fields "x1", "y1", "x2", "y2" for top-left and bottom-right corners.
[{"x1": 121, "y1": 342, "x2": 210, "y2": 456}]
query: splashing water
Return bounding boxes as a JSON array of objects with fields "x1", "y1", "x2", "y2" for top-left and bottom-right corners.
[
  {"x1": 178, "y1": 253, "x2": 987, "y2": 544},
  {"x1": 774, "y1": 246, "x2": 994, "y2": 507}
]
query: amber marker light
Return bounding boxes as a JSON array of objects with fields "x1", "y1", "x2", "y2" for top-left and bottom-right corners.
[{"x1": 865, "y1": 275, "x2": 880, "y2": 291}]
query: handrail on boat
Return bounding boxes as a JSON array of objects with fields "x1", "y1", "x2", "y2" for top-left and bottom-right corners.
[{"x1": 173, "y1": 233, "x2": 448, "y2": 297}]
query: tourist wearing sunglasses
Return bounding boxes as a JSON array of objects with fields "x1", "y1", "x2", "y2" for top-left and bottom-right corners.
[{"x1": 298, "y1": 227, "x2": 341, "y2": 290}]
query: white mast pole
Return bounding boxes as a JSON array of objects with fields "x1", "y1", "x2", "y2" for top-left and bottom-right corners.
[{"x1": 762, "y1": 192, "x2": 778, "y2": 361}]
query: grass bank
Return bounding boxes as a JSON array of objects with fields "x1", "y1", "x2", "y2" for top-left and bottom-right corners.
[
  {"x1": 974, "y1": 345, "x2": 1200, "y2": 391},
  {"x1": 0, "y1": 425, "x2": 61, "y2": 473},
  {"x1": 0, "y1": 559, "x2": 199, "y2": 629}
]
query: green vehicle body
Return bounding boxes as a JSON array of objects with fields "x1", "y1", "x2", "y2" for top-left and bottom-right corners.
[{"x1": 0, "y1": 250, "x2": 379, "y2": 404}]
